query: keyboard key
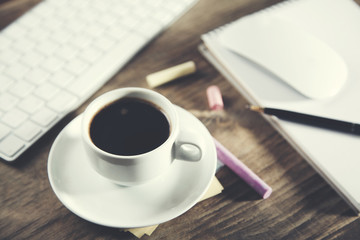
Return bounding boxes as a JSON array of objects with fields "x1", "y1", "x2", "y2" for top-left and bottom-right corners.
[
  {"x1": 88, "y1": 2, "x2": 111, "y2": 14},
  {"x1": 64, "y1": 59, "x2": 89, "y2": 75},
  {"x1": 21, "y1": 51, "x2": 46, "y2": 68},
  {"x1": 71, "y1": 34, "x2": 92, "y2": 50},
  {"x1": 34, "y1": 83, "x2": 60, "y2": 101},
  {"x1": 51, "y1": 29, "x2": 73, "y2": 45},
  {"x1": 27, "y1": 27, "x2": 49, "y2": 42},
  {"x1": 68, "y1": 1, "x2": 89, "y2": 10},
  {"x1": 84, "y1": 24, "x2": 104, "y2": 38},
  {"x1": 0, "y1": 134, "x2": 25, "y2": 157},
  {"x1": 15, "y1": 121, "x2": 42, "y2": 142},
  {"x1": 79, "y1": 11, "x2": 100, "y2": 25},
  {"x1": 56, "y1": 44, "x2": 79, "y2": 61},
  {"x1": 5, "y1": 64, "x2": 30, "y2": 80},
  {"x1": 2, "y1": 108, "x2": 28, "y2": 128},
  {"x1": 31, "y1": 107, "x2": 57, "y2": 127},
  {"x1": 37, "y1": 40, "x2": 59, "y2": 55},
  {"x1": 52, "y1": 4, "x2": 76, "y2": 20},
  {"x1": 42, "y1": 18, "x2": 63, "y2": 32},
  {"x1": 120, "y1": 15, "x2": 139, "y2": 29},
  {"x1": 0, "y1": 48, "x2": 22, "y2": 65},
  {"x1": 9, "y1": 81, "x2": 35, "y2": 98},
  {"x1": 0, "y1": 36, "x2": 11, "y2": 50},
  {"x1": 49, "y1": 71, "x2": 75, "y2": 88},
  {"x1": 0, "y1": 123, "x2": 11, "y2": 140},
  {"x1": 67, "y1": 21, "x2": 86, "y2": 34},
  {"x1": 42, "y1": 56, "x2": 65, "y2": 72},
  {"x1": 97, "y1": 14, "x2": 117, "y2": 27},
  {"x1": 13, "y1": 38, "x2": 36, "y2": 54},
  {"x1": 18, "y1": 95, "x2": 45, "y2": 114},
  {"x1": 133, "y1": 5, "x2": 151, "y2": 19},
  {"x1": 79, "y1": 47, "x2": 103, "y2": 63},
  {"x1": 107, "y1": 25, "x2": 129, "y2": 41},
  {"x1": 93, "y1": 36, "x2": 115, "y2": 52},
  {"x1": 0, "y1": 93, "x2": 19, "y2": 111},
  {"x1": 26, "y1": 68, "x2": 51, "y2": 85},
  {"x1": 0, "y1": 75, "x2": 15, "y2": 92},
  {"x1": 47, "y1": 91, "x2": 78, "y2": 113}
]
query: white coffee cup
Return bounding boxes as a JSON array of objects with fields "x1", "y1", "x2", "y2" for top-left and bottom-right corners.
[{"x1": 81, "y1": 87, "x2": 204, "y2": 186}]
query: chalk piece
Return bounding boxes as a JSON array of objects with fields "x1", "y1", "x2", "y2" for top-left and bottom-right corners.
[
  {"x1": 206, "y1": 85, "x2": 224, "y2": 110},
  {"x1": 146, "y1": 61, "x2": 196, "y2": 88},
  {"x1": 214, "y1": 138, "x2": 272, "y2": 199}
]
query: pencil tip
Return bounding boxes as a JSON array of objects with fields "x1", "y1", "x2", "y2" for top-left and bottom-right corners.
[{"x1": 248, "y1": 105, "x2": 263, "y2": 113}]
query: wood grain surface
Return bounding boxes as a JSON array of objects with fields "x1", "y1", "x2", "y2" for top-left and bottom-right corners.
[{"x1": 1, "y1": 0, "x2": 360, "y2": 239}]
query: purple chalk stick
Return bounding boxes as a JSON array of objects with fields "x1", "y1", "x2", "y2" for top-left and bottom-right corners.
[{"x1": 214, "y1": 138, "x2": 272, "y2": 199}]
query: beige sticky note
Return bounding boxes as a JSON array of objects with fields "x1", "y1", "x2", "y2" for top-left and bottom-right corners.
[
  {"x1": 125, "y1": 225, "x2": 158, "y2": 238},
  {"x1": 123, "y1": 176, "x2": 223, "y2": 238},
  {"x1": 200, "y1": 176, "x2": 224, "y2": 201}
]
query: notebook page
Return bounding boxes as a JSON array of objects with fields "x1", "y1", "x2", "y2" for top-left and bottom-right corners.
[{"x1": 201, "y1": 0, "x2": 360, "y2": 211}]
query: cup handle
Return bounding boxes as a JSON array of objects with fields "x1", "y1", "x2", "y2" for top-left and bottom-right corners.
[{"x1": 174, "y1": 129, "x2": 204, "y2": 162}]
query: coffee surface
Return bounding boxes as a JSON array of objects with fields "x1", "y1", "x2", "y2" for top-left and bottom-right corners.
[{"x1": 90, "y1": 97, "x2": 170, "y2": 155}]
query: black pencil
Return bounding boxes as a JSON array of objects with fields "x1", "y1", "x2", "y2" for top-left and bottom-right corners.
[{"x1": 248, "y1": 105, "x2": 360, "y2": 135}]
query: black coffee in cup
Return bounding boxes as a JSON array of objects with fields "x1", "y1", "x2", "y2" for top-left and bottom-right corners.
[{"x1": 90, "y1": 97, "x2": 170, "y2": 156}]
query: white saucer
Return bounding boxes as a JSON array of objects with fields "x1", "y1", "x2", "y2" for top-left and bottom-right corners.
[{"x1": 47, "y1": 106, "x2": 216, "y2": 228}]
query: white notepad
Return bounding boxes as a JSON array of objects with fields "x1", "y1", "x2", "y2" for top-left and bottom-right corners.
[{"x1": 200, "y1": 0, "x2": 360, "y2": 213}]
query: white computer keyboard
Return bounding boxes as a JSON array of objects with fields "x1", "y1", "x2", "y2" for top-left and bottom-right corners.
[{"x1": 0, "y1": 0, "x2": 197, "y2": 161}]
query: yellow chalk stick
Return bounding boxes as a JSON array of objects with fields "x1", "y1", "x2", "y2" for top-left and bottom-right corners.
[{"x1": 146, "y1": 61, "x2": 196, "y2": 88}]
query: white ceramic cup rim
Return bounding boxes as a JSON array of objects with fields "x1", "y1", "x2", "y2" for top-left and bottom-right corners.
[{"x1": 81, "y1": 87, "x2": 178, "y2": 160}]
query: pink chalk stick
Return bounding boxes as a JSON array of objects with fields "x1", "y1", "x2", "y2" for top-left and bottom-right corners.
[
  {"x1": 206, "y1": 85, "x2": 224, "y2": 110},
  {"x1": 214, "y1": 138, "x2": 272, "y2": 199}
]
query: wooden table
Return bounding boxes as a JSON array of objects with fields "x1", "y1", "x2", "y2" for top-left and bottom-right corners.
[{"x1": 1, "y1": 0, "x2": 360, "y2": 239}]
